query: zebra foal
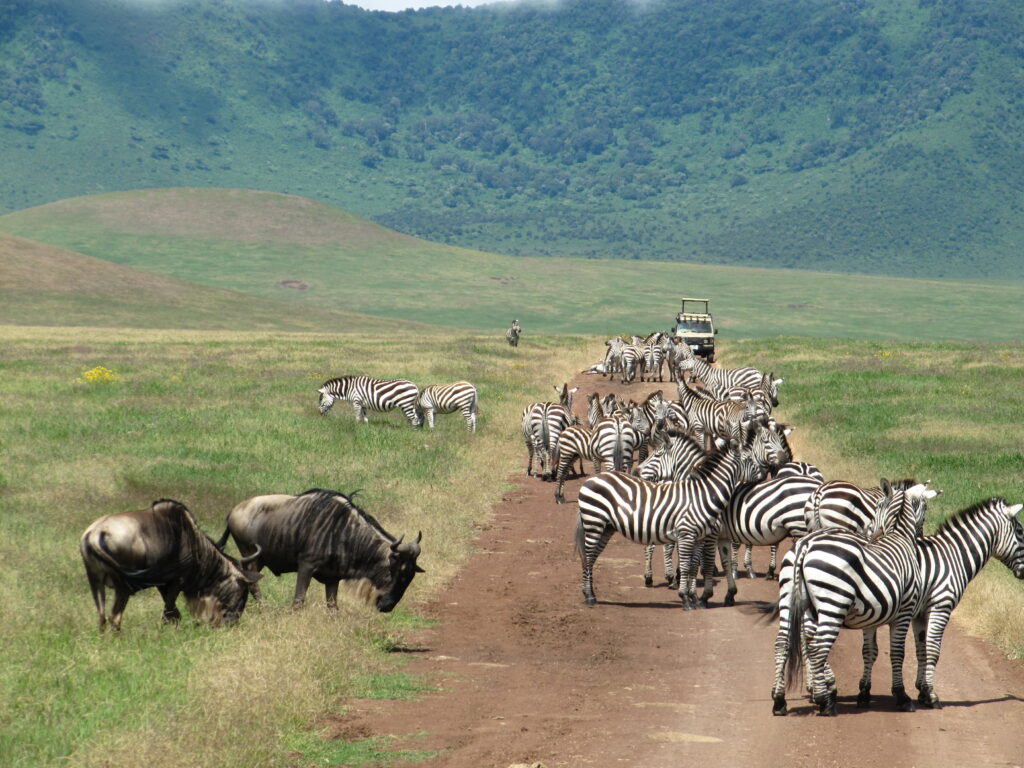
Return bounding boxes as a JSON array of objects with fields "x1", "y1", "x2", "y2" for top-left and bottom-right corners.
[
  {"x1": 418, "y1": 381, "x2": 478, "y2": 432},
  {"x1": 318, "y1": 376, "x2": 421, "y2": 427},
  {"x1": 505, "y1": 319, "x2": 522, "y2": 347}
]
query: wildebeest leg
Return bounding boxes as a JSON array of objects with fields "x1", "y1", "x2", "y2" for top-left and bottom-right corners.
[
  {"x1": 157, "y1": 584, "x2": 182, "y2": 623},
  {"x1": 110, "y1": 588, "x2": 131, "y2": 631},
  {"x1": 86, "y1": 572, "x2": 108, "y2": 630},
  {"x1": 292, "y1": 562, "x2": 316, "y2": 609},
  {"x1": 324, "y1": 580, "x2": 340, "y2": 611}
]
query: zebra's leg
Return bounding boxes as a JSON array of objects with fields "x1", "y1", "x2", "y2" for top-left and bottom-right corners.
[
  {"x1": 766, "y1": 543, "x2": 779, "y2": 580},
  {"x1": 744, "y1": 544, "x2": 756, "y2": 579},
  {"x1": 806, "y1": 618, "x2": 840, "y2": 716},
  {"x1": 643, "y1": 544, "x2": 655, "y2": 587},
  {"x1": 582, "y1": 528, "x2": 614, "y2": 606},
  {"x1": 720, "y1": 540, "x2": 737, "y2": 607},
  {"x1": 424, "y1": 408, "x2": 435, "y2": 429},
  {"x1": 463, "y1": 405, "x2": 476, "y2": 432},
  {"x1": 697, "y1": 537, "x2": 717, "y2": 608},
  {"x1": 353, "y1": 400, "x2": 367, "y2": 423},
  {"x1": 857, "y1": 627, "x2": 879, "y2": 708},
  {"x1": 663, "y1": 543, "x2": 675, "y2": 588},
  {"x1": 771, "y1": 565, "x2": 794, "y2": 715},
  {"x1": 675, "y1": 535, "x2": 699, "y2": 610},
  {"x1": 914, "y1": 611, "x2": 945, "y2": 708},
  {"x1": 554, "y1": 456, "x2": 571, "y2": 504},
  {"x1": 403, "y1": 404, "x2": 422, "y2": 427},
  {"x1": 888, "y1": 614, "x2": 916, "y2": 712},
  {"x1": 525, "y1": 440, "x2": 535, "y2": 476}
]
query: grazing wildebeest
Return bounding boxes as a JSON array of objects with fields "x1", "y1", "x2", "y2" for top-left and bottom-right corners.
[
  {"x1": 80, "y1": 499, "x2": 261, "y2": 631},
  {"x1": 217, "y1": 489, "x2": 424, "y2": 612}
]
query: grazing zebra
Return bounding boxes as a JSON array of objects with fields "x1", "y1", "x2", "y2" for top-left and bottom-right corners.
[
  {"x1": 418, "y1": 381, "x2": 478, "y2": 432},
  {"x1": 575, "y1": 444, "x2": 765, "y2": 609},
  {"x1": 505, "y1": 319, "x2": 522, "y2": 347},
  {"x1": 909, "y1": 498, "x2": 1024, "y2": 708},
  {"x1": 318, "y1": 376, "x2": 421, "y2": 426},
  {"x1": 522, "y1": 384, "x2": 578, "y2": 480},
  {"x1": 771, "y1": 480, "x2": 929, "y2": 716}
]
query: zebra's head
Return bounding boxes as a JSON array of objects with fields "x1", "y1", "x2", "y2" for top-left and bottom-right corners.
[
  {"x1": 996, "y1": 500, "x2": 1024, "y2": 578},
  {"x1": 317, "y1": 389, "x2": 336, "y2": 414}
]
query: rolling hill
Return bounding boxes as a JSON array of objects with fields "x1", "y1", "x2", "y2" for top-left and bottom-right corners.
[
  {"x1": 2, "y1": 0, "x2": 1024, "y2": 280},
  {"x1": 2, "y1": 187, "x2": 1022, "y2": 341},
  {"x1": 0, "y1": 224, "x2": 430, "y2": 332}
]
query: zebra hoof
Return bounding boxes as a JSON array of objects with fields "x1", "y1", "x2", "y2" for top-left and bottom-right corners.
[
  {"x1": 772, "y1": 697, "x2": 788, "y2": 716},
  {"x1": 745, "y1": 569, "x2": 756, "y2": 580},
  {"x1": 584, "y1": 596, "x2": 597, "y2": 606},
  {"x1": 644, "y1": 575, "x2": 653, "y2": 587},
  {"x1": 917, "y1": 690, "x2": 940, "y2": 708},
  {"x1": 856, "y1": 689, "x2": 871, "y2": 708},
  {"x1": 697, "y1": 597, "x2": 710, "y2": 609},
  {"x1": 723, "y1": 593, "x2": 736, "y2": 607},
  {"x1": 893, "y1": 687, "x2": 916, "y2": 712},
  {"x1": 766, "y1": 572, "x2": 778, "y2": 581}
]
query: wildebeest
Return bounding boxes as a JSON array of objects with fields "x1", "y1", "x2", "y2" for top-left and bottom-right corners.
[
  {"x1": 80, "y1": 499, "x2": 262, "y2": 631},
  {"x1": 216, "y1": 488, "x2": 424, "y2": 612}
]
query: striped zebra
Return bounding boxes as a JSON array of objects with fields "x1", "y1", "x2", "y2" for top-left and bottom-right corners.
[
  {"x1": 676, "y1": 378, "x2": 762, "y2": 452},
  {"x1": 620, "y1": 343, "x2": 647, "y2": 384},
  {"x1": 585, "y1": 391, "x2": 620, "y2": 429},
  {"x1": 418, "y1": 381, "x2": 478, "y2": 432},
  {"x1": 521, "y1": 384, "x2": 578, "y2": 480},
  {"x1": 803, "y1": 478, "x2": 936, "y2": 538},
  {"x1": 575, "y1": 444, "x2": 765, "y2": 609},
  {"x1": 908, "y1": 497, "x2": 1024, "y2": 708},
  {"x1": 641, "y1": 423, "x2": 794, "y2": 588},
  {"x1": 771, "y1": 480, "x2": 929, "y2": 716},
  {"x1": 674, "y1": 345, "x2": 780, "y2": 400},
  {"x1": 318, "y1": 376, "x2": 421, "y2": 426},
  {"x1": 554, "y1": 416, "x2": 641, "y2": 504},
  {"x1": 505, "y1": 320, "x2": 521, "y2": 347}
]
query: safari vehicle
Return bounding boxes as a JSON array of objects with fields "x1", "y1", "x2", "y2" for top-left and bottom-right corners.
[{"x1": 673, "y1": 297, "x2": 717, "y2": 362}]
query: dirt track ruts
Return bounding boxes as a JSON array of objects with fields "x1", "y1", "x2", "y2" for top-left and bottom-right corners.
[{"x1": 339, "y1": 373, "x2": 1024, "y2": 768}]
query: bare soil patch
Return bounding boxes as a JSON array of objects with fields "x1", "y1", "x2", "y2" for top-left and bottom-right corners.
[{"x1": 340, "y1": 373, "x2": 1024, "y2": 767}]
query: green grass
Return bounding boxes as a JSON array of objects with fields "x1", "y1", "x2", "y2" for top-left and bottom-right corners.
[
  {"x1": 0, "y1": 324, "x2": 593, "y2": 768},
  {"x1": 2, "y1": 188, "x2": 1024, "y2": 341}
]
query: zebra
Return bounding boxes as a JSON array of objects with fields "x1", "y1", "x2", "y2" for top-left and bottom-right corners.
[
  {"x1": 521, "y1": 384, "x2": 578, "y2": 480},
  {"x1": 674, "y1": 344, "x2": 779, "y2": 397},
  {"x1": 619, "y1": 343, "x2": 647, "y2": 384},
  {"x1": 585, "y1": 391, "x2": 620, "y2": 429},
  {"x1": 803, "y1": 478, "x2": 937, "y2": 538},
  {"x1": 318, "y1": 376, "x2": 421, "y2": 426},
  {"x1": 676, "y1": 377, "x2": 762, "y2": 452},
  {"x1": 641, "y1": 422, "x2": 794, "y2": 589},
  {"x1": 908, "y1": 497, "x2": 1024, "y2": 708},
  {"x1": 770, "y1": 480, "x2": 930, "y2": 716},
  {"x1": 505, "y1": 319, "x2": 521, "y2": 347},
  {"x1": 575, "y1": 443, "x2": 766, "y2": 609},
  {"x1": 554, "y1": 416, "x2": 641, "y2": 504},
  {"x1": 418, "y1": 381, "x2": 478, "y2": 432}
]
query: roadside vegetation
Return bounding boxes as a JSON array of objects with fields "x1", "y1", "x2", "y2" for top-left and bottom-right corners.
[{"x1": 0, "y1": 325, "x2": 593, "y2": 767}]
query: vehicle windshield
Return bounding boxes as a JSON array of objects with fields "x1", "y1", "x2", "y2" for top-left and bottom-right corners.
[{"x1": 678, "y1": 320, "x2": 712, "y2": 334}]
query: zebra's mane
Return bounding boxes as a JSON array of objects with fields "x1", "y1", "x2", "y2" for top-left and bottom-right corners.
[
  {"x1": 932, "y1": 498, "x2": 1009, "y2": 537},
  {"x1": 295, "y1": 488, "x2": 395, "y2": 544}
]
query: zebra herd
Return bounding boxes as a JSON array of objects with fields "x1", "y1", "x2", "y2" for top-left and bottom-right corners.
[
  {"x1": 521, "y1": 332, "x2": 1024, "y2": 716},
  {"x1": 318, "y1": 375, "x2": 478, "y2": 432}
]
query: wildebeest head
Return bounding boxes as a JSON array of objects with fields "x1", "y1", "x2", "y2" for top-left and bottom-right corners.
[
  {"x1": 376, "y1": 531, "x2": 424, "y2": 613},
  {"x1": 187, "y1": 547, "x2": 263, "y2": 626}
]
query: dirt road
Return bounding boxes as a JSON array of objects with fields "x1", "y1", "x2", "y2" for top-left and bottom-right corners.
[{"x1": 340, "y1": 374, "x2": 1024, "y2": 768}]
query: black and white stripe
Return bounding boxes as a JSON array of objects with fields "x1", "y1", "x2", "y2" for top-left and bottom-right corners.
[
  {"x1": 318, "y1": 376, "x2": 421, "y2": 426},
  {"x1": 418, "y1": 380, "x2": 478, "y2": 432},
  {"x1": 770, "y1": 480, "x2": 929, "y2": 716},
  {"x1": 911, "y1": 498, "x2": 1024, "y2": 707},
  {"x1": 505, "y1": 319, "x2": 521, "y2": 347},
  {"x1": 575, "y1": 445, "x2": 766, "y2": 609}
]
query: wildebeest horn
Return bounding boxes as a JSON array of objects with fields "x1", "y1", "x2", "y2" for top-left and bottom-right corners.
[
  {"x1": 414, "y1": 531, "x2": 422, "y2": 544},
  {"x1": 239, "y1": 545, "x2": 262, "y2": 565},
  {"x1": 391, "y1": 534, "x2": 404, "y2": 551}
]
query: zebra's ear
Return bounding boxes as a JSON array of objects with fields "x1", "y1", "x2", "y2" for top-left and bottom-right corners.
[
  {"x1": 879, "y1": 477, "x2": 892, "y2": 496},
  {"x1": 1006, "y1": 503, "x2": 1023, "y2": 517}
]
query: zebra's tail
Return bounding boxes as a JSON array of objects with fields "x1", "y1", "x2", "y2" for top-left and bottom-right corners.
[
  {"x1": 613, "y1": 420, "x2": 625, "y2": 472},
  {"x1": 804, "y1": 482, "x2": 825, "y2": 532},
  {"x1": 574, "y1": 512, "x2": 587, "y2": 565},
  {"x1": 784, "y1": 541, "x2": 811, "y2": 692}
]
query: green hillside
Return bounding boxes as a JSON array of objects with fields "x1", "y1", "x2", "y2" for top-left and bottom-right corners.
[
  {"x1": 1, "y1": 0, "x2": 1024, "y2": 279},
  {"x1": 0, "y1": 225, "x2": 432, "y2": 332},
  {"x1": 3, "y1": 187, "x2": 1022, "y2": 341}
]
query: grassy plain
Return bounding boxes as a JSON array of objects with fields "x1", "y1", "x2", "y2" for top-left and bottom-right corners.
[
  {"x1": 2, "y1": 189, "x2": 1024, "y2": 340},
  {"x1": 0, "y1": 324, "x2": 594, "y2": 767}
]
